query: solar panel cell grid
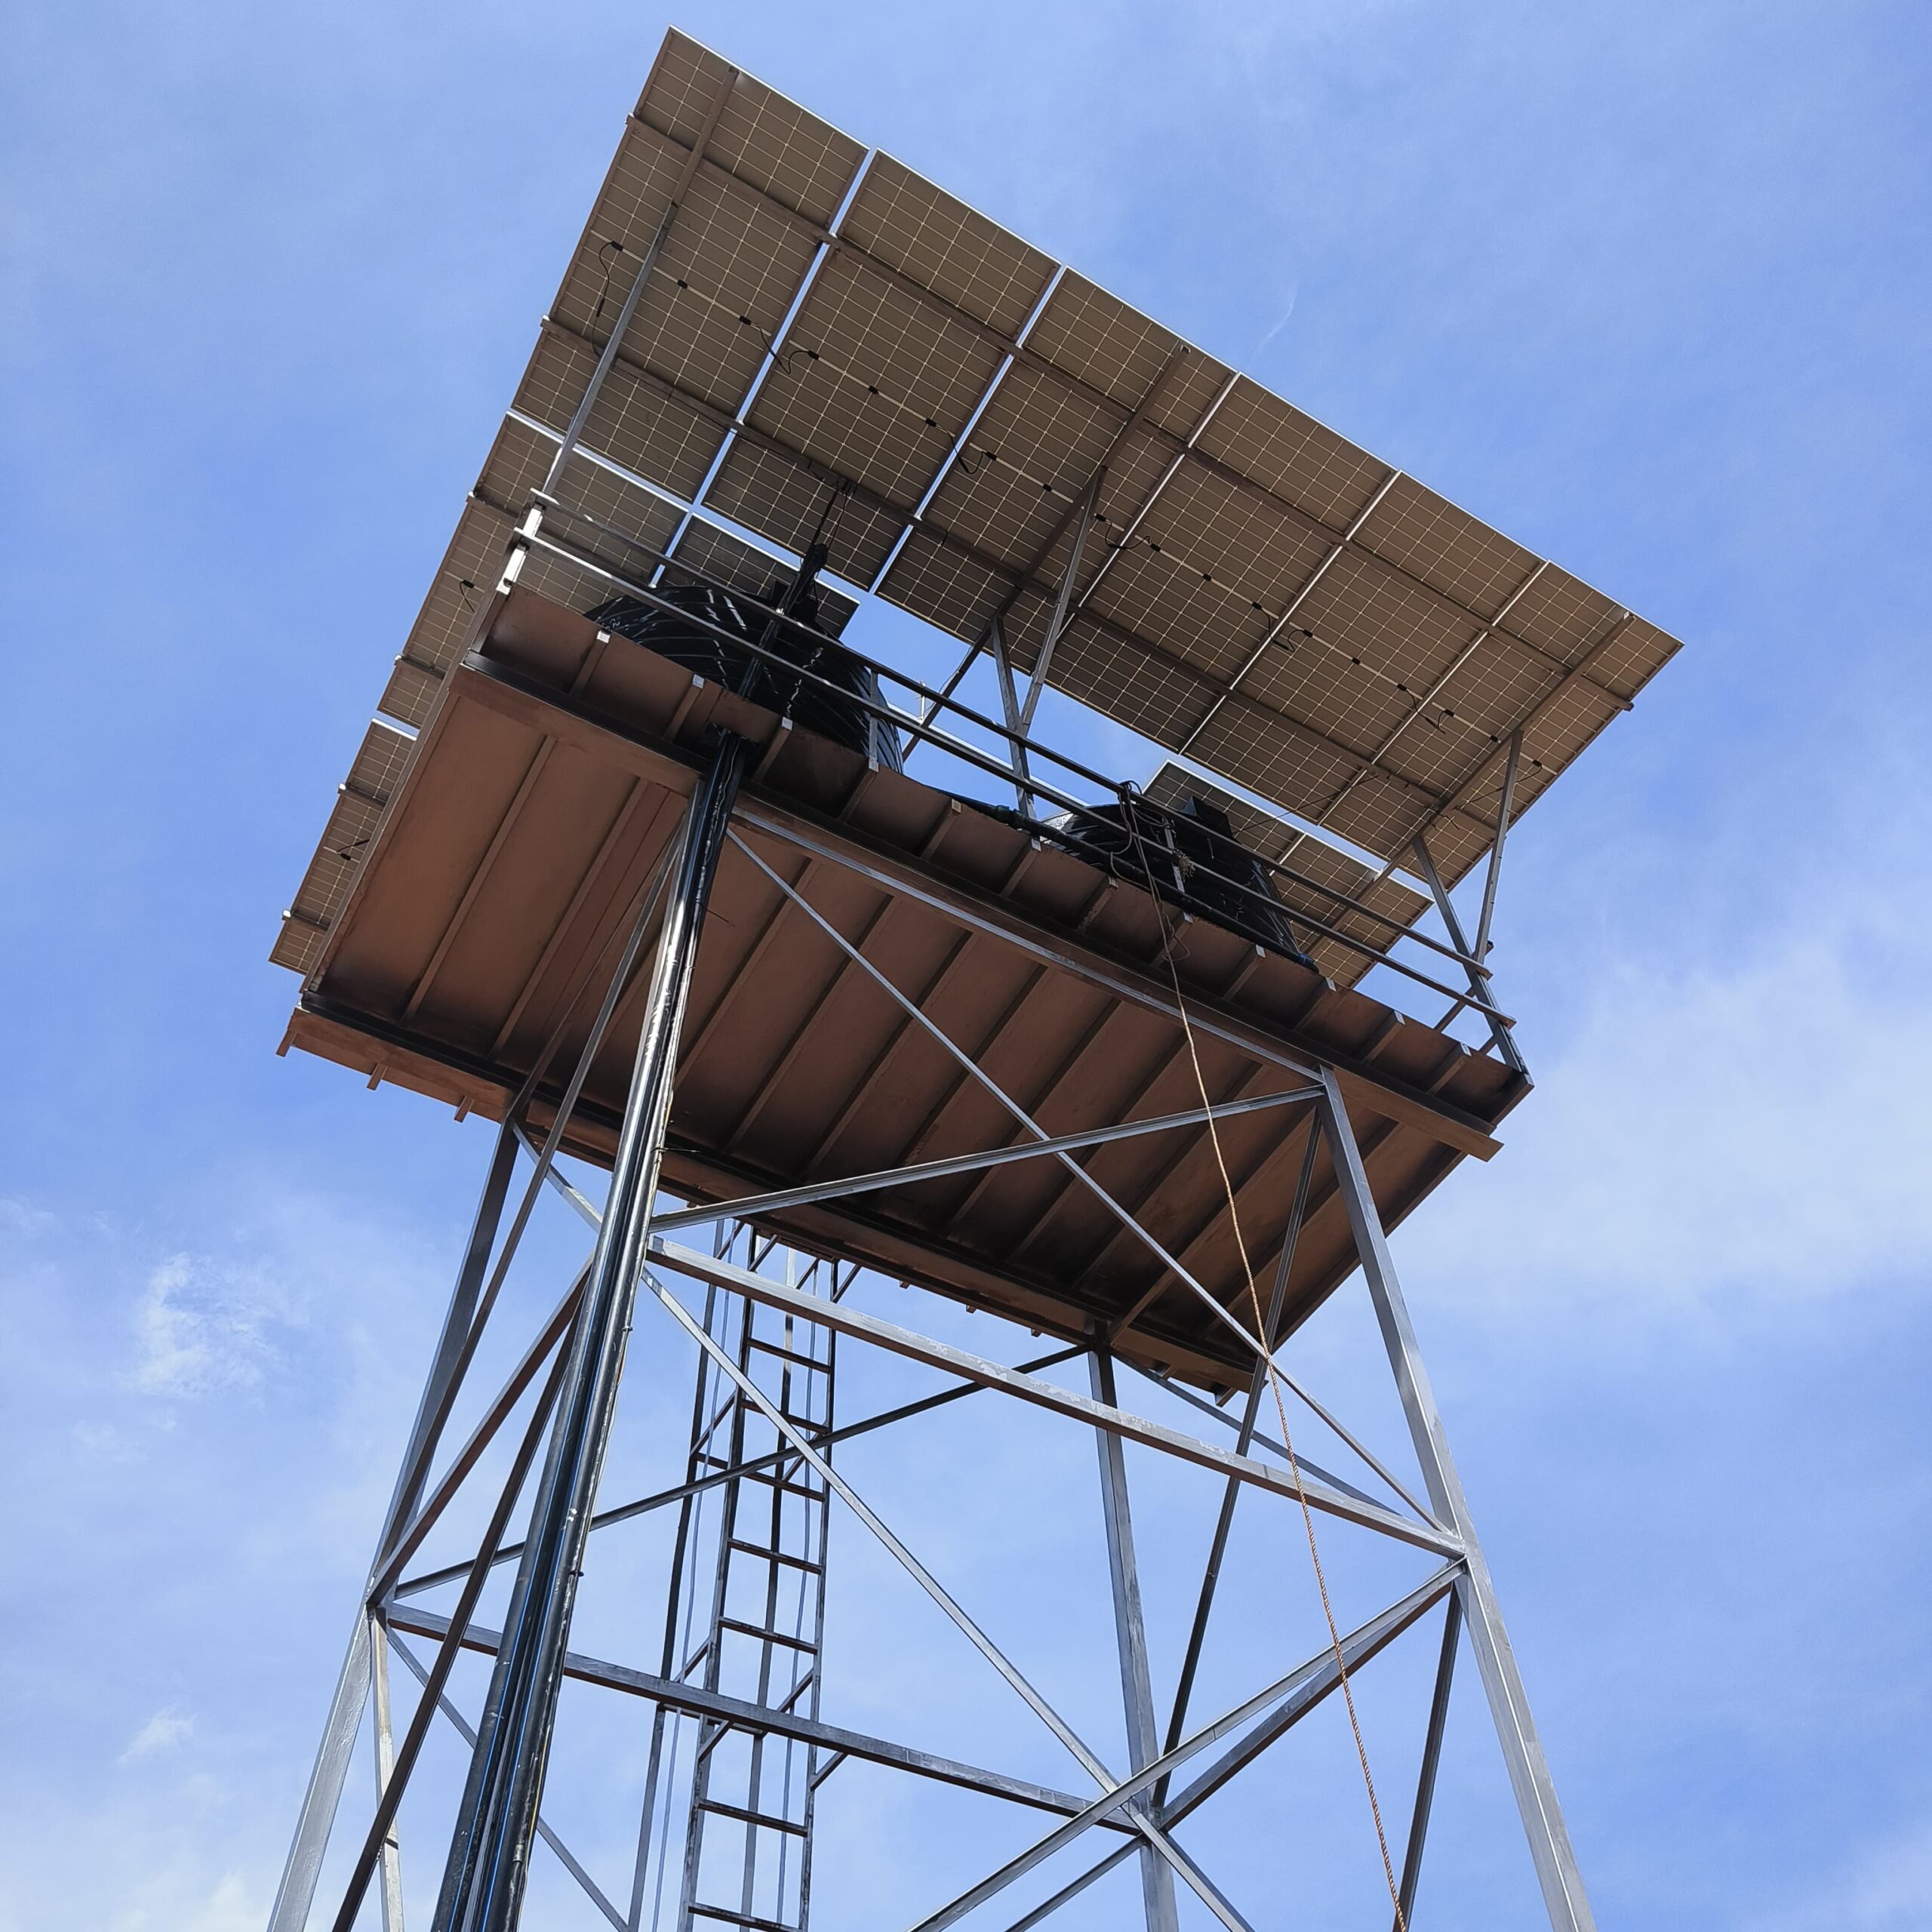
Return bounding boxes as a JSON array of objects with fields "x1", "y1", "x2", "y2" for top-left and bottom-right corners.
[
  {"x1": 918, "y1": 361, "x2": 1119, "y2": 571},
  {"x1": 1042, "y1": 621, "x2": 1217, "y2": 744},
  {"x1": 634, "y1": 27, "x2": 725, "y2": 151},
  {"x1": 546, "y1": 125, "x2": 685, "y2": 341},
  {"x1": 1078, "y1": 431, "x2": 1186, "y2": 559},
  {"x1": 1022, "y1": 272, "x2": 1190, "y2": 414},
  {"x1": 749, "y1": 250, "x2": 1001, "y2": 510},
  {"x1": 516, "y1": 546, "x2": 621, "y2": 617},
  {"x1": 1289, "y1": 555, "x2": 1470, "y2": 697},
  {"x1": 1243, "y1": 633, "x2": 1423, "y2": 760},
  {"x1": 1591, "y1": 614, "x2": 1677, "y2": 697},
  {"x1": 639, "y1": 29, "x2": 864, "y2": 229},
  {"x1": 1524, "y1": 678, "x2": 1626, "y2": 776},
  {"x1": 704, "y1": 438, "x2": 906, "y2": 586},
  {"x1": 1433, "y1": 641, "x2": 1559, "y2": 743},
  {"x1": 1326, "y1": 775, "x2": 1447, "y2": 864},
  {"x1": 1502, "y1": 565, "x2": 1623, "y2": 667},
  {"x1": 516, "y1": 328, "x2": 727, "y2": 502},
  {"x1": 1081, "y1": 542, "x2": 1269, "y2": 685},
  {"x1": 1373, "y1": 711, "x2": 1500, "y2": 801},
  {"x1": 1195, "y1": 379, "x2": 1392, "y2": 532},
  {"x1": 611, "y1": 159, "x2": 821, "y2": 412},
  {"x1": 1190, "y1": 698, "x2": 1401, "y2": 829},
  {"x1": 840, "y1": 153, "x2": 1056, "y2": 338},
  {"x1": 876, "y1": 528, "x2": 1013, "y2": 642},
  {"x1": 381, "y1": 501, "x2": 515, "y2": 727},
  {"x1": 1143, "y1": 459, "x2": 1334, "y2": 614},
  {"x1": 474, "y1": 414, "x2": 558, "y2": 515},
  {"x1": 1359, "y1": 476, "x2": 1542, "y2": 623}
]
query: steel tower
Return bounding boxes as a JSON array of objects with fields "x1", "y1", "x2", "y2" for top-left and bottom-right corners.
[{"x1": 263, "y1": 29, "x2": 1680, "y2": 1932}]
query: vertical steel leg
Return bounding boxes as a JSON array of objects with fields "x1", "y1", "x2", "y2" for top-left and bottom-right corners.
[
  {"x1": 1409, "y1": 838, "x2": 1524, "y2": 1073},
  {"x1": 1394, "y1": 1592, "x2": 1461, "y2": 1932},
  {"x1": 987, "y1": 618, "x2": 1036, "y2": 817},
  {"x1": 435, "y1": 734, "x2": 750, "y2": 1932},
  {"x1": 371, "y1": 1614, "x2": 407, "y2": 1932},
  {"x1": 266, "y1": 1120, "x2": 521, "y2": 1932},
  {"x1": 1088, "y1": 1344, "x2": 1180, "y2": 1932},
  {"x1": 1315, "y1": 1071, "x2": 1592, "y2": 1932}
]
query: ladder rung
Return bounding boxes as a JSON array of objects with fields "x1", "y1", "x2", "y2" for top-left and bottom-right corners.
[
  {"x1": 718, "y1": 1617, "x2": 818, "y2": 1654},
  {"x1": 689, "y1": 1907, "x2": 797, "y2": 1932},
  {"x1": 727, "y1": 1540, "x2": 824, "y2": 1574},
  {"x1": 695, "y1": 1796, "x2": 808, "y2": 1837},
  {"x1": 734, "y1": 1469, "x2": 821, "y2": 1498},
  {"x1": 745, "y1": 1336, "x2": 829, "y2": 1373}
]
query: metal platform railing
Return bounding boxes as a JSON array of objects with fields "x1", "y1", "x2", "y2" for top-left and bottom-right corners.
[{"x1": 495, "y1": 490, "x2": 1524, "y2": 1069}]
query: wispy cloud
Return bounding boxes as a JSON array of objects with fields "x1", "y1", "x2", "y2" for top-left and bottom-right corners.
[
  {"x1": 1422, "y1": 895, "x2": 1932, "y2": 1316},
  {"x1": 131, "y1": 1255, "x2": 298, "y2": 1399},
  {"x1": 1751, "y1": 1818, "x2": 1932, "y2": 1930},
  {"x1": 117, "y1": 1707, "x2": 194, "y2": 1765},
  {"x1": 1255, "y1": 285, "x2": 1298, "y2": 358},
  {"x1": 104, "y1": 1867, "x2": 260, "y2": 1932}
]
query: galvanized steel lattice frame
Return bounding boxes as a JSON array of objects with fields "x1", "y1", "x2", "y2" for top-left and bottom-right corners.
[
  {"x1": 265, "y1": 727, "x2": 1592, "y2": 1932},
  {"x1": 255, "y1": 24, "x2": 1662, "y2": 1930}
]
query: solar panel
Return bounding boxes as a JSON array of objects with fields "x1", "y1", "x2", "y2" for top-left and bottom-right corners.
[
  {"x1": 272, "y1": 720, "x2": 415, "y2": 974},
  {"x1": 282, "y1": 23, "x2": 1681, "y2": 973}
]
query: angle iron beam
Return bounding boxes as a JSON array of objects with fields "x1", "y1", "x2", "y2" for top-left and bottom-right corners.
[
  {"x1": 653, "y1": 1087, "x2": 1317, "y2": 1233},
  {"x1": 909, "y1": 1564, "x2": 1458, "y2": 1932},
  {"x1": 651, "y1": 1239, "x2": 1460, "y2": 1557},
  {"x1": 1315, "y1": 1070, "x2": 1592, "y2": 1932},
  {"x1": 1394, "y1": 1590, "x2": 1463, "y2": 1932},
  {"x1": 381, "y1": 1612, "x2": 1134, "y2": 1832}
]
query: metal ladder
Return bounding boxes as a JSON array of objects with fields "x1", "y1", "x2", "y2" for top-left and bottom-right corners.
[{"x1": 639, "y1": 1226, "x2": 844, "y2": 1932}]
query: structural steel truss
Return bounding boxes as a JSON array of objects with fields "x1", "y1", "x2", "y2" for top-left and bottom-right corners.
[{"x1": 266, "y1": 752, "x2": 1595, "y2": 1932}]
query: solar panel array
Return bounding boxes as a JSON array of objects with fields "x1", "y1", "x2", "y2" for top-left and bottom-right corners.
[{"x1": 276, "y1": 26, "x2": 1680, "y2": 975}]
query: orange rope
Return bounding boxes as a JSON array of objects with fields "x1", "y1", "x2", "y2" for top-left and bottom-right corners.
[{"x1": 1121, "y1": 809, "x2": 1409, "y2": 1929}]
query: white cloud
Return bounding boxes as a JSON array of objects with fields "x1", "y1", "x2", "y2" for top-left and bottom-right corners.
[
  {"x1": 130, "y1": 1254, "x2": 297, "y2": 1398},
  {"x1": 1421, "y1": 902, "x2": 1932, "y2": 1312},
  {"x1": 117, "y1": 1707, "x2": 194, "y2": 1764},
  {"x1": 106, "y1": 1868, "x2": 260, "y2": 1932},
  {"x1": 0, "y1": 1195, "x2": 55, "y2": 1235},
  {"x1": 1753, "y1": 1818, "x2": 1932, "y2": 1930}
]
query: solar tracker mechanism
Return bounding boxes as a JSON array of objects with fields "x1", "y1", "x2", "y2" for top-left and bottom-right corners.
[{"x1": 266, "y1": 28, "x2": 1677, "y2": 1932}]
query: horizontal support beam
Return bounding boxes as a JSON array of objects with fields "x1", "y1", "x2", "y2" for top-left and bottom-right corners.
[
  {"x1": 383, "y1": 1604, "x2": 1137, "y2": 1834},
  {"x1": 654, "y1": 1088, "x2": 1320, "y2": 1232},
  {"x1": 651, "y1": 1239, "x2": 1462, "y2": 1558}
]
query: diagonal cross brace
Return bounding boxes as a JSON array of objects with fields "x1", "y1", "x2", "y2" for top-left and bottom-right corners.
[
  {"x1": 645, "y1": 1269, "x2": 1255, "y2": 1932},
  {"x1": 726, "y1": 832, "x2": 1340, "y2": 1376},
  {"x1": 909, "y1": 1564, "x2": 1460, "y2": 1930},
  {"x1": 651, "y1": 1238, "x2": 1460, "y2": 1558}
]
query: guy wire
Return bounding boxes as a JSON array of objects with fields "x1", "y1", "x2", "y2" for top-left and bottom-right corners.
[{"x1": 1118, "y1": 798, "x2": 1411, "y2": 1931}]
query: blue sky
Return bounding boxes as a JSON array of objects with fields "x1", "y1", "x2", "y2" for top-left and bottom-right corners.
[{"x1": 4, "y1": 2, "x2": 1931, "y2": 1927}]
